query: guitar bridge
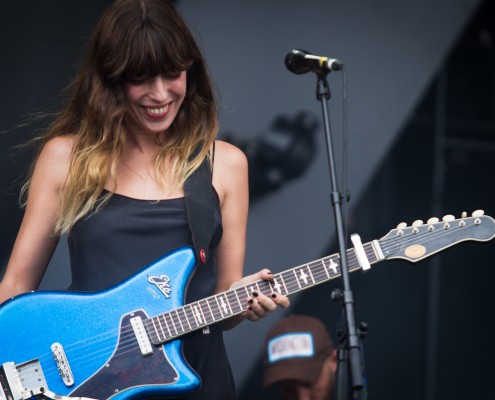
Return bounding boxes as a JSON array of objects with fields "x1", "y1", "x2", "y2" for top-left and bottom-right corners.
[
  {"x1": 0, "y1": 361, "x2": 96, "y2": 400},
  {"x1": 1, "y1": 360, "x2": 48, "y2": 400}
]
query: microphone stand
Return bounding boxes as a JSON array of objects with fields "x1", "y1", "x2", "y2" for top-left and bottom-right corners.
[{"x1": 314, "y1": 70, "x2": 365, "y2": 399}]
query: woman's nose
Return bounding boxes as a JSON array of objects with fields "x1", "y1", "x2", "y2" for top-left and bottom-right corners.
[{"x1": 148, "y1": 76, "x2": 167, "y2": 100}]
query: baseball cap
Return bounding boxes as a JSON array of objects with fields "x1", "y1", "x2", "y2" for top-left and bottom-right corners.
[{"x1": 263, "y1": 314, "x2": 334, "y2": 387}]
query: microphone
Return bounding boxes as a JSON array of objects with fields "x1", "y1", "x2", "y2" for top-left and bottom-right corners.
[{"x1": 285, "y1": 49, "x2": 343, "y2": 75}]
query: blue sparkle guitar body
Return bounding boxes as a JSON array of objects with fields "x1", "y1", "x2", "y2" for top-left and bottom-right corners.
[{"x1": 0, "y1": 247, "x2": 200, "y2": 400}]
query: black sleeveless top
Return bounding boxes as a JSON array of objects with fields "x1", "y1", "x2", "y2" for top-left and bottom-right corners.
[{"x1": 68, "y1": 190, "x2": 237, "y2": 399}]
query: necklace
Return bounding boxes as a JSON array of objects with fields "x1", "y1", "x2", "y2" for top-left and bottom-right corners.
[{"x1": 122, "y1": 159, "x2": 150, "y2": 181}]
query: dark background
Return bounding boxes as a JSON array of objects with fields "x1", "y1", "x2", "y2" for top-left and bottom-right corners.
[{"x1": 242, "y1": 1, "x2": 495, "y2": 398}]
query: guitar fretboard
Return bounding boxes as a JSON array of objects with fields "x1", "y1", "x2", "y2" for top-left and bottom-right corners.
[{"x1": 144, "y1": 240, "x2": 382, "y2": 345}]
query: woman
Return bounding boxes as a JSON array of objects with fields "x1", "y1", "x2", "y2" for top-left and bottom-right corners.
[{"x1": 0, "y1": 0, "x2": 289, "y2": 398}]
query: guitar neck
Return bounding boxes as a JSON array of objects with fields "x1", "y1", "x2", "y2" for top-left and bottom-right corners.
[{"x1": 145, "y1": 240, "x2": 383, "y2": 345}]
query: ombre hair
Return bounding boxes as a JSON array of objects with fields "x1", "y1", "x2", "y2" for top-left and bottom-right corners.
[{"x1": 23, "y1": 0, "x2": 218, "y2": 234}]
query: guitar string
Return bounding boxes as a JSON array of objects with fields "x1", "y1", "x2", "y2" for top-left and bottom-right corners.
[
  {"x1": 38, "y1": 249, "x2": 364, "y2": 378},
  {"x1": 379, "y1": 221, "x2": 472, "y2": 254},
  {"x1": 36, "y1": 242, "x2": 422, "y2": 379},
  {"x1": 35, "y1": 222, "x2": 476, "y2": 379},
  {"x1": 40, "y1": 244, "x2": 365, "y2": 370},
  {"x1": 118, "y1": 221, "x2": 468, "y2": 346},
  {"x1": 36, "y1": 239, "x2": 395, "y2": 375},
  {"x1": 36, "y1": 255, "x2": 349, "y2": 377},
  {"x1": 38, "y1": 228, "x2": 443, "y2": 377}
]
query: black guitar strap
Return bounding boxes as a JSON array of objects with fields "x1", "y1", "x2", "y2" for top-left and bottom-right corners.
[{"x1": 184, "y1": 143, "x2": 214, "y2": 266}]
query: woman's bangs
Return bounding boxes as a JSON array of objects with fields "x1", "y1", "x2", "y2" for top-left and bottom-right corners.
[{"x1": 123, "y1": 28, "x2": 192, "y2": 81}]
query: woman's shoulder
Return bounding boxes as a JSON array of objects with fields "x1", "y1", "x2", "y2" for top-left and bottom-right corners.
[
  {"x1": 40, "y1": 135, "x2": 76, "y2": 158},
  {"x1": 213, "y1": 139, "x2": 247, "y2": 170},
  {"x1": 211, "y1": 140, "x2": 248, "y2": 204},
  {"x1": 33, "y1": 135, "x2": 76, "y2": 186}
]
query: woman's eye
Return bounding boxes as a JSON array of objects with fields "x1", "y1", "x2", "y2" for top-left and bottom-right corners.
[
  {"x1": 127, "y1": 77, "x2": 147, "y2": 85},
  {"x1": 165, "y1": 72, "x2": 181, "y2": 79}
]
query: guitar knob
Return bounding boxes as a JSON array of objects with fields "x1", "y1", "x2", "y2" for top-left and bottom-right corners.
[
  {"x1": 472, "y1": 209, "x2": 485, "y2": 217},
  {"x1": 442, "y1": 215, "x2": 455, "y2": 222},
  {"x1": 427, "y1": 217, "x2": 439, "y2": 224},
  {"x1": 397, "y1": 222, "x2": 407, "y2": 229},
  {"x1": 412, "y1": 220, "x2": 424, "y2": 227}
]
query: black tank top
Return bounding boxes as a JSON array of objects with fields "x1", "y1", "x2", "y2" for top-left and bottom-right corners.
[{"x1": 68, "y1": 190, "x2": 236, "y2": 399}]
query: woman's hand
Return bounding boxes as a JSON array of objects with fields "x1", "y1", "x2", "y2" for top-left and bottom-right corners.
[{"x1": 231, "y1": 268, "x2": 290, "y2": 322}]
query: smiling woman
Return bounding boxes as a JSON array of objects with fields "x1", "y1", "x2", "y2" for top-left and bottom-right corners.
[
  {"x1": 125, "y1": 72, "x2": 187, "y2": 137},
  {"x1": 0, "y1": 1, "x2": 289, "y2": 399}
]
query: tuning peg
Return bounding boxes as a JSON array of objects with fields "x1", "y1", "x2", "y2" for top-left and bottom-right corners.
[
  {"x1": 442, "y1": 215, "x2": 455, "y2": 222},
  {"x1": 461, "y1": 211, "x2": 467, "y2": 218},
  {"x1": 427, "y1": 217, "x2": 439, "y2": 224},
  {"x1": 412, "y1": 220, "x2": 424, "y2": 227},
  {"x1": 472, "y1": 209, "x2": 485, "y2": 217},
  {"x1": 397, "y1": 222, "x2": 407, "y2": 229}
]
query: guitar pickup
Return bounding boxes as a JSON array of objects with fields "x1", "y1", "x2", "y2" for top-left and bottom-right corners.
[
  {"x1": 130, "y1": 316, "x2": 153, "y2": 356},
  {"x1": 51, "y1": 343, "x2": 74, "y2": 387}
]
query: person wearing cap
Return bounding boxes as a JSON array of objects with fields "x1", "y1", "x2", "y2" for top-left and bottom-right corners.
[{"x1": 263, "y1": 314, "x2": 337, "y2": 400}]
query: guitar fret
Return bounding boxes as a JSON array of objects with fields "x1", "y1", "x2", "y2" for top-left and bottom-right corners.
[
  {"x1": 168, "y1": 312, "x2": 181, "y2": 336},
  {"x1": 175, "y1": 309, "x2": 185, "y2": 333},
  {"x1": 162, "y1": 313, "x2": 175, "y2": 337},
  {"x1": 182, "y1": 307, "x2": 192, "y2": 331},
  {"x1": 208, "y1": 296, "x2": 223, "y2": 321},
  {"x1": 214, "y1": 296, "x2": 225, "y2": 318},
  {"x1": 226, "y1": 294, "x2": 234, "y2": 315},
  {"x1": 292, "y1": 269, "x2": 302, "y2": 290},
  {"x1": 347, "y1": 250, "x2": 361, "y2": 271},
  {"x1": 371, "y1": 240, "x2": 385, "y2": 261},
  {"x1": 197, "y1": 301, "x2": 206, "y2": 324},
  {"x1": 187, "y1": 304, "x2": 199, "y2": 328},
  {"x1": 269, "y1": 276, "x2": 283, "y2": 295},
  {"x1": 225, "y1": 291, "x2": 240, "y2": 314},
  {"x1": 205, "y1": 298, "x2": 215, "y2": 323},
  {"x1": 321, "y1": 259, "x2": 330, "y2": 279},
  {"x1": 297, "y1": 266, "x2": 311, "y2": 288},
  {"x1": 306, "y1": 264, "x2": 316, "y2": 284},
  {"x1": 192, "y1": 303, "x2": 204, "y2": 325},
  {"x1": 157, "y1": 315, "x2": 168, "y2": 338},
  {"x1": 145, "y1": 319, "x2": 157, "y2": 343},
  {"x1": 233, "y1": 289, "x2": 242, "y2": 310},
  {"x1": 210, "y1": 296, "x2": 223, "y2": 320},
  {"x1": 218, "y1": 294, "x2": 232, "y2": 317},
  {"x1": 155, "y1": 315, "x2": 166, "y2": 338},
  {"x1": 315, "y1": 261, "x2": 329, "y2": 283},
  {"x1": 151, "y1": 317, "x2": 166, "y2": 342},
  {"x1": 310, "y1": 263, "x2": 321, "y2": 285},
  {"x1": 327, "y1": 257, "x2": 339, "y2": 274},
  {"x1": 316, "y1": 263, "x2": 330, "y2": 282},
  {"x1": 284, "y1": 271, "x2": 299, "y2": 294},
  {"x1": 159, "y1": 314, "x2": 172, "y2": 338},
  {"x1": 279, "y1": 274, "x2": 288, "y2": 294},
  {"x1": 203, "y1": 299, "x2": 214, "y2": 323}
]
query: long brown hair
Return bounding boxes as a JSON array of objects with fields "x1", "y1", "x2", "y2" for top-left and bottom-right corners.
[{"x1": 23, "y1": 0, "x2": 218, "y2": 234}]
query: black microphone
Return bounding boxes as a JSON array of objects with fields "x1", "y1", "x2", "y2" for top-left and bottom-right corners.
[{"x1": 285, "y1": 49, "x2": 343, "y2": 75}]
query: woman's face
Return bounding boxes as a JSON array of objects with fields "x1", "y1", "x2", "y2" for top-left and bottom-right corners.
[{"x1": 124, "y1": 71, "x2": 187, "y2": 137}]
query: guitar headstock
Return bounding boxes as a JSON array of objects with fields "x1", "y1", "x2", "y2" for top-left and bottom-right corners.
[{"x1": 378, "y1": 210, "x2": 495, "y2": 262}]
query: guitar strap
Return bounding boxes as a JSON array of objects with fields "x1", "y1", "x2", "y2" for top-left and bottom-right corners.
[{"x1": 184, "y1": 143, "x2": 214, "y2": 266}]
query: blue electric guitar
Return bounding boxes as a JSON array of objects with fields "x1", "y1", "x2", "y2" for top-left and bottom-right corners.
[{"x1": 1, "y1": 211, "x2": 494, "y2": 400}]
